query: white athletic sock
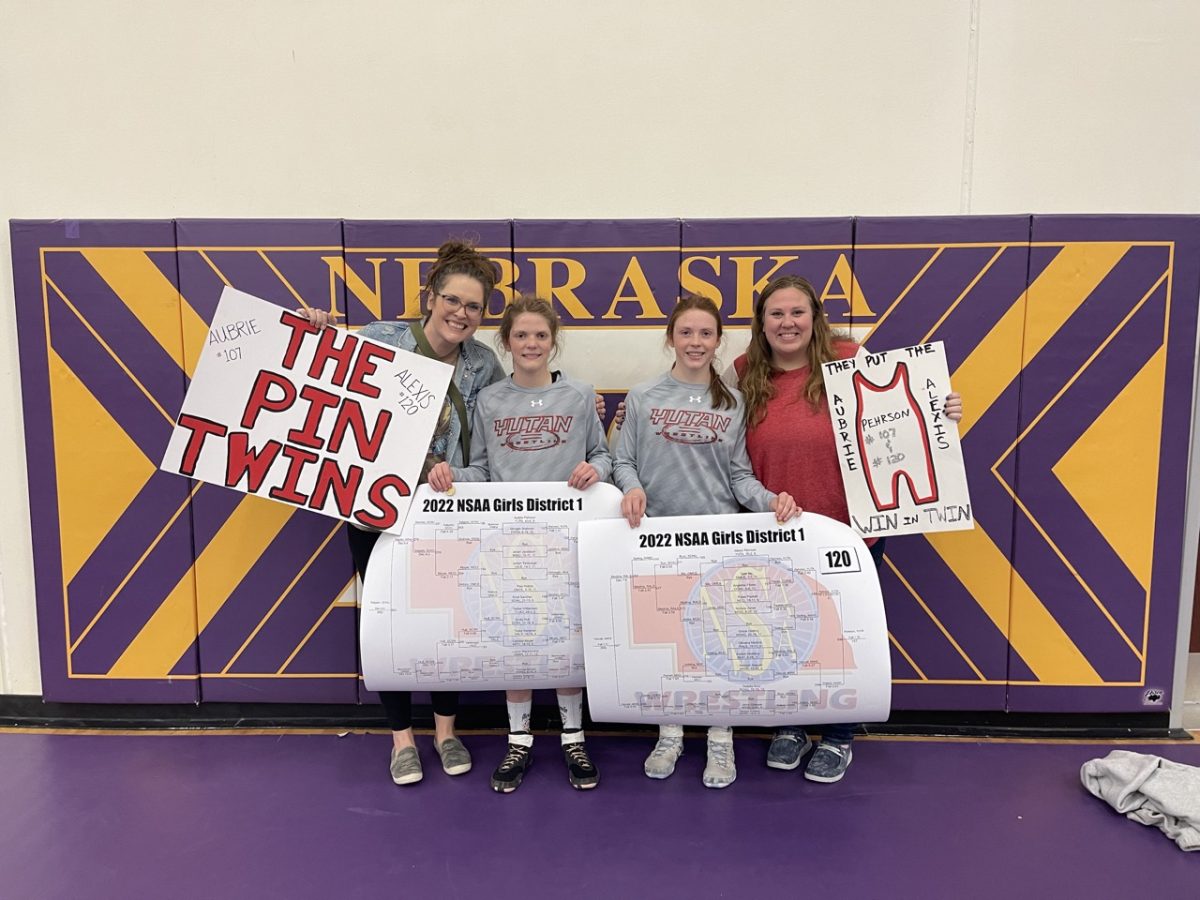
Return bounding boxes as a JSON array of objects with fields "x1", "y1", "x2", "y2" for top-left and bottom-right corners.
[
  {"x1": 507, "y1": 698, "x2": 532, "y2": 735},
  {"x1": 558, "y1": 691, "x2": 583, "y2": 731},
  {"x1": 659, "y1": 723, "x2": 684, "y2": 740},
  {"x1": 707, "y1": 725, "x2": 733, "y2": 743}
]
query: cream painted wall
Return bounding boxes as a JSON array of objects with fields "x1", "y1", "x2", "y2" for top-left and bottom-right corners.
[{"x1": 2, "y1": 0, "x2": 1197, "y2": 695}]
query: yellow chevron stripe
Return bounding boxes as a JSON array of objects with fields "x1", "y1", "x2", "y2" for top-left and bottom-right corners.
[
  {"x1": 884, "y1": 555, "x2": 985, "y2": 679},
  {"x1": 106, "y1": 568, "x2": 199, "y2": 678},
  {"x1": 984, "y1": 270, "x2": 1168, "y2": 668},
  {"x1": 48, "y1": 348, "x2": 156, "y2": 586},
  {"x1": 222, "y1": 523, "x2": 345, "y2": 673},
  {"x1": 108, "y1": 495, "x2": 294, "y2": 677},
  {"x1": 925, "y1": 528, "x2": 1101, "y2": 683},
  {"x1": 71, "y1": 483, "x2": 202, "y2": 655},
  {"x1": 887, "y1": 242, "x2": 1125, "y2": 683},
  {"x1": 1023, "y1": 243, "x2": 1131, "y2": 363},
  {"x1": 81, "y1": 249, "x2": 208, "y2": 374},
  {"x1": 946, "y1": 285, "x2": 1025, "y2": 436},
  {"x1": 950, "y1": 243, "x2": 1129, "y2": 436},
  {"x1": 1008, "y1": 573, "x2": 1104, "y2": 683},
  {"x1": 46, "y1": 275, "x2": 174, "y2": 423}
]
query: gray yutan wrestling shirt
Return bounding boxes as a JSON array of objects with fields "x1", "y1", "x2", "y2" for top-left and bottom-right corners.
[
  {"x1": 612, "y1": 371, "x2": 775, "y2": 518},
  {"x1": 451, "y1": 373, "x2": 612, "y2": 484}
]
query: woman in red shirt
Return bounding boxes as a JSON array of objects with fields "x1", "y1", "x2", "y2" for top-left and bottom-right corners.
[{"x1": 731, "y1": 275, "x2": 961, "y2": 783}]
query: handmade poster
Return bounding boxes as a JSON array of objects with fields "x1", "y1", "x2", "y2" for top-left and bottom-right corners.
[
  {"x1": 822, "y1": 341, "x2": 973, "y2": 538},
  {"x1": 361, "y1": 481, "x2": 624, "y2": 691},
  {"x1": 579, "y1": 511, "x2": 890, "y2": 726},
  {"x1": 161, "y1": 287, "x2": 452, "y2": 534}
]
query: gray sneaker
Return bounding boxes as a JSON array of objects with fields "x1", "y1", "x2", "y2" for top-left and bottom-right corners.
[
  {"x1": 436, "y1": 737, "x2": 472, "y2": 776},
  {"x1": 766, "y1": 727, "x2": 812, "y2": 770},
  {"x1": 389, "y1": 746, "x2": 423, "y2": 785},
  {"x1": 644, "y1": 736, "x2": 683, "y2": 779},
  {"x1": 703, "y1": 736, "x2": 737, "y2": 789},
  {"x1": 804, "y1": 740, "x2": 853, "y2": 783}
]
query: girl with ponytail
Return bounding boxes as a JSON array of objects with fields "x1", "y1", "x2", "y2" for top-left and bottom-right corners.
[{"x1": 612, "y1": 293, "x2": 798, "y2": 789}]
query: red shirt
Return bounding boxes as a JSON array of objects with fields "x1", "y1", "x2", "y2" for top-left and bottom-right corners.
[{"x1": 734, "y1": 341, "x2": 874, "y2": 542}]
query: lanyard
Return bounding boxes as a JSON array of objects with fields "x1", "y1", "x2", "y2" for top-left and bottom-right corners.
[{"x1": 409, "y1": 320, "x2": 471, "y2": 463}]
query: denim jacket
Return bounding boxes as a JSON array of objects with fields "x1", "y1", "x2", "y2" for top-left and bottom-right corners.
[{"x1": 357, "y1": 321, "x2": 503, "y2": 468}]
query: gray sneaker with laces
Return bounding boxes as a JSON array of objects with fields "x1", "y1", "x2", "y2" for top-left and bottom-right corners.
[
  {"x1": 703, "y1": 736, "x2": 737, "y2": 789},
  {"x1": 804, "y1": 740, "x2": 853, "y2": 783},
  {"x1": 436, "y1": 737, "x2": 472, "y2": 776},
  {"x1": 644, "y1": 736, "x2": 683, "y2": 779},
  {"x1": 389, "y1": 746, "x2": 423, "y2": 785},
  {"x1": 766, "y1": 726, "x2": 812, "y2": 770}
]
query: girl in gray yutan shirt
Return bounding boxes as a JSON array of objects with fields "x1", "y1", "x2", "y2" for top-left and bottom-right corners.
[
  {"x1": 428, "y1": 295, "x2": 611, "y2": 795},
  {"x1": 613, "y1": 293, "x2": 799, "y2": 790}
]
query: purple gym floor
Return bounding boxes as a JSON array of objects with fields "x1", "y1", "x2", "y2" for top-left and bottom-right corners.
[{"x1": 0, "y1": 730, "x2": 1196, "y2": 899}]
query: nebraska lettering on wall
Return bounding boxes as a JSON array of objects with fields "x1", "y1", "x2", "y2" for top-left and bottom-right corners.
[{"x1": 161, "y1": 287, "x2": 452, "y2": 533}]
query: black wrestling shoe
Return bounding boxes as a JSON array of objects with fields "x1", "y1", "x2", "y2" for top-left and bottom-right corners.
[
  {"x1": 491, "y1": 743, "x2": 533, "y2": 793},
  {"x1": 563, "y1": 741, "x2": 599, "y2": 790}
]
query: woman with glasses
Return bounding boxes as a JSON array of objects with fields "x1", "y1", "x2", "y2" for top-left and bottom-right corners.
[{"x1": 304, "y1": 239, "x2": 503, "y2": 786}]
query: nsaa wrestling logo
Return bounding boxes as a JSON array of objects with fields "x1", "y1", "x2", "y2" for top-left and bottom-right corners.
[
  {"x1": 649, "y1": 407, "x2": 732, "y2": 445},
  {"x1": 684, "y1": 559, "x2": 819, "y2": 683},
  {"x1": 494, "y1": 414, "x2": 573, "y2": 452},
  {"x1": 462, "y1": 526, "x2": 576, "y2": 647}
]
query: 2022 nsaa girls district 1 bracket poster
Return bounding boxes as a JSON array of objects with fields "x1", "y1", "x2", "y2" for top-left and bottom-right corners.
[
  {"x1": 161, "y1": 287, "x2": 452, "y2": 534},
  {"x1": 579, "y1": 511, "x2": 891, "y2": 727},
  {"x1": 361, "y1": 482, "x2": 624, "y2": 692}
]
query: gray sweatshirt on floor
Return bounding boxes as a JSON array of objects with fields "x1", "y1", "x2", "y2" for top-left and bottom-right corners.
[
  {"x1": 1081, "y1": 750, "x2": 1200, "y2": 851},
  {"x1": 612, "y1": 371, "x2": 775, "y2": 517},
  {"x1": 452, "y1": 373, "x2": 612, "y2": 483}
]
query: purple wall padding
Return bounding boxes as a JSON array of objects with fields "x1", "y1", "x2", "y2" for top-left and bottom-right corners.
[
  {"x1": 11, "y1": 219, "x2": 198, "y2": 702},
  {"x1": 10, "y1": 215, "x2": 1200, "y2": 717},
  {"x1": 513, "y1": 219, "x2": 681, "y2": 327},
  {"x1": 855, "y1": 216, "x2": 1031, "y2": 710},
  {"x1": 175, "y1": 219, "x2": 358, "y2": 703},
  {"x1": 681, "y1": 217, "x2": 854, "y2": 326},
  {"x1": 1006, "y1": 215, "x2": 1200, "y2": 712}
]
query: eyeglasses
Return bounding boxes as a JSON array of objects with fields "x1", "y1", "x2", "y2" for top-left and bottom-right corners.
[{"x1": 436, "y1": 292, "x2": 485, "y2": 318}]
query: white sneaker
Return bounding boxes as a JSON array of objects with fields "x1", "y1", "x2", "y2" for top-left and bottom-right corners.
[
  {"x1": 644, "y1": 736, "x2": 683, "y2": 779},
  {"x1": 703, "y1": 736, "x2": 736, "y2": 789}
]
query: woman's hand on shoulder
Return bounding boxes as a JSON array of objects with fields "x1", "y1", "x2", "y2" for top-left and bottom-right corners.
[
  {"x1": 621, "y1": 488, "x2": 647, "y2": 528},
  {"x1": 427, "y1": 462, "x2": 455, "y2": 493},
  {"x1": 944, "y1": 392, "x2": 963, "y2": 422},
  {"x1": 568, "y1": 461, "x2": 599, "y2": 491},
  {"x1": 770, "y1": 492, "x2": 801, "y2": 523}
]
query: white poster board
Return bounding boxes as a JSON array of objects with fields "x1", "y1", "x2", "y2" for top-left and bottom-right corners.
[
  {"x1": 579, "y1": 512, "x2": 891, "y2": 727},
  {"x1": 822, "y1": 341, "x2": 973, "y2": 538},
  {"x1": 161, "y1": 287, "x2": 451, "y2": 534},
  {"x1": 361, "y1": 481, "x2": 624, "y2": 691}
]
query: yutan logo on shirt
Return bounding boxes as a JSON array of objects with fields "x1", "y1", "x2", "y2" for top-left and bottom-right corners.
[
  {"x1": 493, "y1": 414, "x2": 574, "y2": 451},
  {"x1": 649, "y1": 407, "x2": 732, "y2": 445}
]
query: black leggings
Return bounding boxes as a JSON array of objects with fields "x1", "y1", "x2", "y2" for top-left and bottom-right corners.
[{"x1": 349, "y1": 526, "x2": 459, "y2": 731}]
